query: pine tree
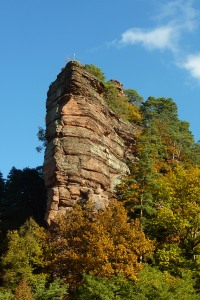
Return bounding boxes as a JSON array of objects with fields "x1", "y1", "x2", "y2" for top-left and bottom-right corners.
[{"x1": 1, "y1": 167, "x2": 46, "y2": 233}]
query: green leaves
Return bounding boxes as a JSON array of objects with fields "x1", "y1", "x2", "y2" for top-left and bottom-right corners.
[
  {"x1": 2, "y1": 219, "x2": 46, "y2": 288},
  {"x1": 152, "y1": 166, "x2": 200, "y2": 273},
  {"x1": 140, "y1": 96, "x2": 200, "y2": 168},
  {"x1": 85, "y1": 64, "x2": 106, "y2": 82},
  {"x1": 75, "y1": 267, "x2": 199, "y2": 300},
  {"x1": 76, "y1": 274, "x2": 136, "y2": 300},
  {"x1": 124, "y1": 89, "x2": 144, "y2": 106},
  {"x1": 104, "y1": 81, "x2": 142, "y2": 123},
  {"x1": 31, "y1": 277, "x2": 68, "y2": 300},
  {"x1": 133, "y1": 266, "x2": 199, "y2": 300}
]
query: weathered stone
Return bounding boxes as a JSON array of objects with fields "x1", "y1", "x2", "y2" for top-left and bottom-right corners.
[
  {"x1": 109, "y1": 79, "x2": 125, "y2": 97},
  {"x1": 44, "y1": 61, "x2": 138, "y2": 225}
]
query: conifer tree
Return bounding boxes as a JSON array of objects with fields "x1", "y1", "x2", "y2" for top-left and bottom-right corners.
[
  {"x1": 0, "y1": 167, "x2": 46, "y2": 233},
  {"x1": 0, "y1": 171, "x2": 5, "y2": 200},
  {"x1": 141, "y1": 96, "x2": 200, "y2": 168}
]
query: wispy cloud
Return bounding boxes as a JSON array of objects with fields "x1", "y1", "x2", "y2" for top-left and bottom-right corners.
[
  {"x1": 155, "y1": 0, "x2": 198, "y2": 31},
  {"x1": 115, "y1": 0, "x2": 200, "y2": 82},
  {"x1": 118, "y1": 0, "x2": 198, "y2": 52}
]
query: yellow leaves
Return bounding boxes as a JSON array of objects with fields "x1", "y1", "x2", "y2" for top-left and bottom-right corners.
[
  {"x1": 156, "y1": 244, "x2": 185, "y2": 269},
  {"x1": 157, "y1": 207, "x2": 176, "y2": 228},
  {"x1": 48, "y1": 200, "x2": 154, "y2": 286},
  {"x1": 153, "y1": 165, "x2": 200, "y2": 272},
  {"x1": 2, "y1": 219, "x2": 47, "y2": 289},
  {"x1": 14, "y1": 280, "x2": 33, "y2": 300},
  {"x1": 125, "y1": 102, "x2": 143, "y2": 123},
  {"x1": 157, "y1": 165, "x2": 200, "y2": 205},
  {"x1": 105, "y1": 82, "x2": 143, "y2": 123}
]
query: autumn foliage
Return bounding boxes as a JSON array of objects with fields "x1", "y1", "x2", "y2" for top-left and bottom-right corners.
[
  {"x1": 0, "y1": 65, "x2": 200, "y2": 298},
  {"x1": 47, "y1": 200, "x2": 154, "y2": 287}
]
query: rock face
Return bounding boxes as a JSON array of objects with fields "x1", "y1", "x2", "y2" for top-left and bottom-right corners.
[{"x1": 44, "y1": 61, "x2": 137, "y2": 224}]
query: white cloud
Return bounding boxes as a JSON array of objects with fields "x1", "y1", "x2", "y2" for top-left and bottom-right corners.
[
  {"x1": 181, "y1": 53, "x2": 200, "y2": 81},
  {"x1": 115, "y1": 0, "x2": 200, "y2": 82},
  {"x1": 119, "y1": 0, "x2": 198, "y2": 52},
  {"x1": 120, "y1": 25, "x2": 178, "y2": 52},
  {"x1": 155, "y1": 0, "x2": 198, "y2": 31},
  {"x1": 118, "y1": 0, "x2": 198, "y2": 53}
]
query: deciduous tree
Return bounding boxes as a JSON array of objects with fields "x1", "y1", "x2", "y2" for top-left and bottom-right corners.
[
  {"x1": 47, "y1": 200, "x2": 154, "y2": 287},
  {"x1": 153, "y1": 166, "x2": 200, "y2": 273},
  {"x1": 2, "y1": 218, "x2": 47, "y2": 289}
]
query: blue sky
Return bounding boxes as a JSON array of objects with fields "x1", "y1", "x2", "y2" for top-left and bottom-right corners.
[{"x1": 1, "y1": 0, "x2": 200, "y2": 178}]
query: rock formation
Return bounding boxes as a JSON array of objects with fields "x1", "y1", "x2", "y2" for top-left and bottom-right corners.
[{"x1": 44, "y1": 61, "x2": 137, "y2": 224}]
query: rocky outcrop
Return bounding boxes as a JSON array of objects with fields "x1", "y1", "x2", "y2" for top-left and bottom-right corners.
[{"x1": 44, "y1": 61, "x2": 138, "y2": 224}]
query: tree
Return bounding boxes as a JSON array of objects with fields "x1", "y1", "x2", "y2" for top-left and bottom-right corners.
[
  {"x1": 75, "y1": 274, "x2": 136, "y2": 300},
  {"x1": 31, "y1": 277, "x2": 68, "y2": 300},
  {"x1": 47, "y1": 200, "x2": 154, "y2": 288},
  {"x1": 2, "y1": 218, "x2": 47, "y2": 289},
  {"x1": 152, "y1": 165, "x2": 200, "y2": 273},
  {"x1": 140, "y1": 97, "x2": 200, "y2": 168},
  {"x1": 85, "y1": 64, "x2": 106, "y2": 82},
  {"x1": 0, "y1": 171, "x2": 5, "y2": 200},
  {"x1": 116, "y1": 133, "x2": 160, "y2": 232},
  {"x1": 0, "y1": 167, "x2": 47, "y2": 233},
  {"x1": 0, "y1": 171, "x2": 5, "y2": 243},
  {"x1": 132, "y1": 266, "x2": 199, "y2": 300},
  {"x1": 75, "y1": 267, "x2": 199, "y2": 300},
  {"x1": 36, "y1": 127, "x2": 47, "y2": 153},
  {"x1": 85, "y1": 64, "x2": 142, "y2": 123},
  {"x1": 124, "y1": 89, "x2": 144, "y2": 106},
  {"x1": 0, "y1": 289, "x2": 13, "y2": 300},
  {"x1": 14, "y1": 280, "x2": 33, "y2": 300},
  {"x1": 104, "y1": 81, "x2": 142, "y2": 123}
]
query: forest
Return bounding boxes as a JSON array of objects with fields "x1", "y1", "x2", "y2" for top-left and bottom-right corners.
[{"x1": 0, "y1": 64, "x2": 200, "y2": 299}]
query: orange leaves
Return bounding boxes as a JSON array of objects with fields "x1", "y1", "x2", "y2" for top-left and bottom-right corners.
[{"x1": 47, "y1": 200, "x2": 154, "y2": 286}]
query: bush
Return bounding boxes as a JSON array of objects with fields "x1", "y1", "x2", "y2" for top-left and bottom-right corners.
[
  {"x1": 85, "y1": 64, "x2": 106, "y2": 82},
  {"x1": 104, "y1": 82, "x2": 142, "y2": 123}
]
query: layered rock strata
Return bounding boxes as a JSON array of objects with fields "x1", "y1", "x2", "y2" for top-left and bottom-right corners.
[{"x1": 44, "y1": 61, "x2": 137, "y2": 224}]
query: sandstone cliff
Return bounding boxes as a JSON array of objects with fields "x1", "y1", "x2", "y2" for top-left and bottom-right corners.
[{"x1": 44, "y1": 61, "x2": 137, "y2": 224}]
